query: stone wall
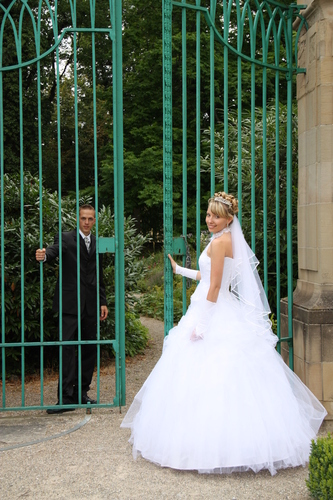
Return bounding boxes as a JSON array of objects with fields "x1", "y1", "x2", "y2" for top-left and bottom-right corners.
[{"x1": 281, "y1": 0, "x2": 333, "y2": 420}]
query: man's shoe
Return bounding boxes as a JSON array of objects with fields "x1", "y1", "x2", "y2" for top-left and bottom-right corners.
[
  {"x1": 82, "y1": 394, "x2": 97, "y2": 405},
  {"x1": 46, "y1": 400, "x2": 76, "y2": 414}
]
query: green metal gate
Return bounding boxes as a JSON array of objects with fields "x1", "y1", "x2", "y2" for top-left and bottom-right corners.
[
  {"x1": 0, "y1": 0, "x2": 125, "y2": 411},
  {"x1": 163, "y1": 0, "x2": 307, "y2": 369}
]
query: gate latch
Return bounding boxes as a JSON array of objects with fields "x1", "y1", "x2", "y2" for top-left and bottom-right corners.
[{"x1": 98, "y1": 237, "x2": 115, "y2": 254}]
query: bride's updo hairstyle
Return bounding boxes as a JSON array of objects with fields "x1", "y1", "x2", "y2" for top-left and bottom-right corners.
[{"x1": 208, "y1": 191, "x2": 239, "y2": 224}]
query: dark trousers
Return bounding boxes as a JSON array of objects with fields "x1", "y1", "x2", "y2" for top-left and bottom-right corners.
[{"x1": 58, "y1": 308, "x2": 97, "y2": 401}]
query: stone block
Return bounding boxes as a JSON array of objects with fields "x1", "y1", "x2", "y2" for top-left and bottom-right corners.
[
  {"x1": 293, "y1": 295, "x2": 333, "y2": 324},
  {"x1": 297, "y1": 32, "x2": 307, "y2": 73},
  {"x1": 298, "y1": 98, "x2": 307, "y2": 134},
  {"x1": 322, "y1": 324, "x2": 333, "y2": 362},
  {"x1": 323, "y1": 362, "x2": 333, "y2": 401},
  {"x1": 322, "y1": 401, "x2": 333, "y2": 420},
  {"x1": 306, "y1": 163, "x2": 318, "y2": 204},
  {"x1": 305, "y1": 362, "x2": 323, "y2": 400},
  {"x1": 317, "y1": 85, "x2": 333, "y2": 126},
  {"x1": 306, "y1": 129, "x2": 317, "y2": 166},
  {"x1": 294, "y1": 355, "x2": 305, "y2": 383},
  {"x1": 294, "y1": 320, "x2": 305, "y2": 358},
  {"x1": 280, "y1": 312, "x2": 289, "y2": 339},
  {"x1": 307, "y1": 60, "x2": 317, "y2": 93},
  {"x1": 304, "y1": 324, "x2": 322, "y2": 363},
  {"x1": 309, "y1": 28, "x2": 317, "y2": 65},
  {"x1": 300, "y1": 247, "x2": 318, "y2": 273},
  {"x1": 306, "y1": 91, "x2": 317, "y2": 132},
  {"x1": 318, "y1": 125, "x2": 333, "y2": 163},
  {"x1": 305, "y1": 203, "x2": 318, "y2": 247},
  {"x1": 280, "y1": 341, "x2": 290, "y2": 366},
  {"x1": 297, "y1": 74, "x2": 307, "y2": 100},
  {"x1": 297, "y1": 205, "x2": 307, "y2": 248},
  {"x1": 298, "y1": 247, "x2": 307, "y2": 272},
  {"x1": 298, "y1": 139, "x2": 306, "y2": 185},
  {"x1": 318, "y1": 160, "x2": 333, "y2": 202},
  {"x1": 318, "y1": 204, "x2": 333, "y2": 247},
  {"x1": 305, "y1": 248, "x2": 318, "y2": 271},
  {"x1": 318, "y1": 57, "x2": 333, "y2": 85},
  {"x1": 319, "y1": 248, "x2": 333, "y2": 283}
]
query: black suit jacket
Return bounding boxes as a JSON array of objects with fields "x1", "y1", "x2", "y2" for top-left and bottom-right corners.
[{"x1": 45, "y1": 230, "x2": 107, "y2": 316}]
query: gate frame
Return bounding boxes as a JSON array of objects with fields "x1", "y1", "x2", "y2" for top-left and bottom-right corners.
[
  {"x1": 0, "y1": 0, "x2": 125, "y2": 411},
  {"x1": 162, "y1": 0, "x2": 308, "y2": 370}
]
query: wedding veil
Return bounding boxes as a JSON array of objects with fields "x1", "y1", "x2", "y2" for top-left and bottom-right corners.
[{"x1": 230, "y1": 216, "x2": 278, "y2": 347}]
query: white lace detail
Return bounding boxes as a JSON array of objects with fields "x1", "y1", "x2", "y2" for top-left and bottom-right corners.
[{"x1": 211, "y1": 227, "x2": 231, "y2": 240}]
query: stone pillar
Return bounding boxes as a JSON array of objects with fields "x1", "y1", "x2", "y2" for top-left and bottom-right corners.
[{"x1": 282, "y1": 0, "x2": 333, "y2": 420}]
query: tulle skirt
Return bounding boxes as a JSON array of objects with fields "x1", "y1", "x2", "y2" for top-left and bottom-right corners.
[{"x1": 121, "y1": 288, "x2": 327, "y2": 475}]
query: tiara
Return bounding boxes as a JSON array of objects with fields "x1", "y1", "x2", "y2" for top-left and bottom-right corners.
[{"x1": 214, "y1": 196, "x2": 232, "y2": 207}]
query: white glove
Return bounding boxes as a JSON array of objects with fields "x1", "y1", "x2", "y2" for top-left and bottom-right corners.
[
  {"x1": 191, "y1": 299, "x2": 215, "y2": 341},
  {"x1": 176, "y1": 264, "x2": 198, "y2": 281}
]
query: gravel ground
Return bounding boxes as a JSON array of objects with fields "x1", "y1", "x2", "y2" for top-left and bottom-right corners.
[{"x1": 0, "y1": 317, "x2": 329, "y2": 500}]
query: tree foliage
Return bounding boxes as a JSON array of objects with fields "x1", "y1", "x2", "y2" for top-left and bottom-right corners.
[{"x1": 1, "y1": 0, "x2": 297, "y2": 239}]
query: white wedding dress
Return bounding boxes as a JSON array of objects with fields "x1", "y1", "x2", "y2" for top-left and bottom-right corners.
[{"x1": 121, "y1": 222, "x2": 327, "y2": 475}]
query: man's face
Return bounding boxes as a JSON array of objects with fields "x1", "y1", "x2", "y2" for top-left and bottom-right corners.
[{"x1": 79, "y1": 209, "x2": 96, "y2": 236}]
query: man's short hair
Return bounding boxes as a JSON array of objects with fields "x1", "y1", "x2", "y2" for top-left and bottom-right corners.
[{"x1": 79, "y1": 204, "x2": 95, "y2": 214}]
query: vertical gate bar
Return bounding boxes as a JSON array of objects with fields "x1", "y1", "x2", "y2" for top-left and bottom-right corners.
[
  {"x1": 36, "y1": 19, "x2": 44, "y2": 405},
  {"x1": 110, "y1": 0, "x2": 120, "y2": 405},
  {"x1": 182, "y1": 1, "x2": 187, "y2": 316},
  {"x1": 223, "y1": 0, "x2": 228, "y2": 192},
  {"x1": 210, "y1": 0, "x2": 215, "y2": 195},
  {"x1": 18, "y1": 58, "x2": 25, "y2": 405},
  {"x1": 73, "y1": 10, "x2": 82, "y2": 403},
  {"x1": 111, "y1": 12, "x2": 120, "y2": 405},
  {"x1": 250, "y1": 59, "x2": 256, "y2": 251},
  {"x1": 250, "y1": 9, "x2": 256, "y2": 252},
  {"x1": 286, "y1": 12, "x2": 294, "y2": 370},
  {"x1": 55, "y1": 17, "x2": 64, "y2": 406},
  {"x1": 113, "y1": 0, "x2": 126, "y2": 404},
  {"x1": 237, "y1": 55, "x2": 242, "y2": 224},
  {"x1": 0, "y1": 64, "x2": 5, "y2": 407},
  {"x1": 275, "y1": 64, "x2": 281, "y2": 347},
  {"x1": 262, "y1": 68, "x2": 268, "y2": 295},
  {"x1": 91, "y1": 10, "x2": 101, "y2": 404},
  {"x1": 163, "y1": 0, "x2": 174, "y2": 336},
  {"x1": 237, "y1": 2, "x2": 242, "y2": 223},
  {"x1": 196, "y1": 1, "x2": 201, "y2": 267}
]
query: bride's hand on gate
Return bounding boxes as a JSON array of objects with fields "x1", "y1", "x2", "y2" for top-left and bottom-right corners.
[{"x1": 168, "y1": 254, "x2": 177, "y2": 274}]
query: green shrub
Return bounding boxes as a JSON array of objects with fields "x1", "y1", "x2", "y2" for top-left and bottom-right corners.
[
  {"x1": 306, "y1": 434, "x2": 333, "y2": 500},
  {"x1": 124, "y1": 311, "x2": 149, "y2": 357}
]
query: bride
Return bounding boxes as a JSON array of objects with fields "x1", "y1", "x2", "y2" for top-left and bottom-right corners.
[{"x1": 121, "y1": 192, "x2": 327, "y2": 475}]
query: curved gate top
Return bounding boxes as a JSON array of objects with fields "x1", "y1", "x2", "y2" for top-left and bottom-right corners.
[
  {"x1": 162, "y1": 0, "x2": 307, "y2": 369},
  {"x1": 0, "y1": 1, "x2": 125, "y2": 411}
]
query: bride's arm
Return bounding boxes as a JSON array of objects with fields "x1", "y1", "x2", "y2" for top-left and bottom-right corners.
[{"x1": 168, "y1": 254, "x2": 200, "y2": 281}]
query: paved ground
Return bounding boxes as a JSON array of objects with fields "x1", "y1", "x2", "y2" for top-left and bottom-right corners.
[{"x1": 0, "y1": 317, "x2": 331, "y2": 500}]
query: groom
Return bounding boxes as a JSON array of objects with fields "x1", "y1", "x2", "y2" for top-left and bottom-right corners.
[{"x1": 36, "y1": 204, "x2": 108, "y2": 413}]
